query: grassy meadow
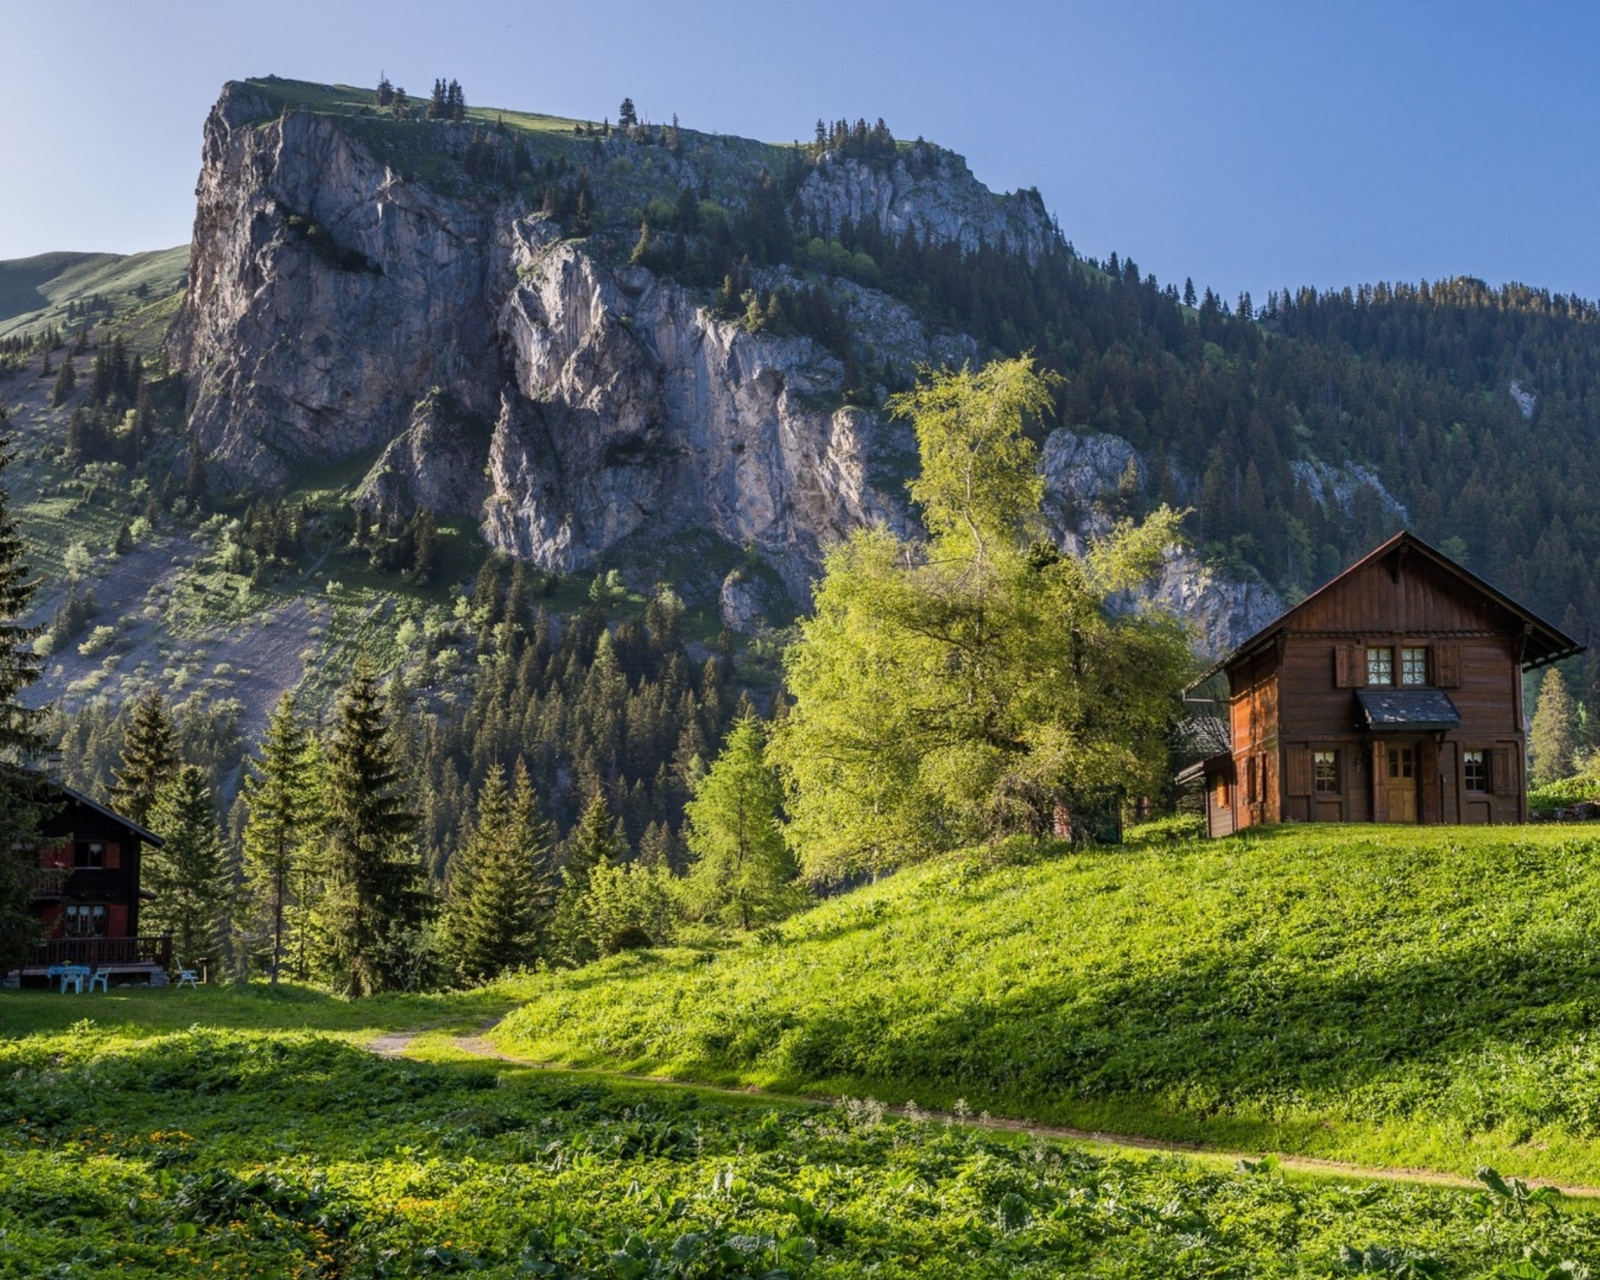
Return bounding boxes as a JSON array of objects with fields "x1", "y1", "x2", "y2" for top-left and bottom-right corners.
[
  {"x1": 8, "y1": 985, "x2": 1600, "y2": 1277},
  {"x1": 496, "y1": 823, "x2": 1600, "y2": 1187}
]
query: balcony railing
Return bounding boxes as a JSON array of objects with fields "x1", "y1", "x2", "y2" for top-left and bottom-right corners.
[{"x1": 27, "y1": 936, "x2": 172, "y2": 970}]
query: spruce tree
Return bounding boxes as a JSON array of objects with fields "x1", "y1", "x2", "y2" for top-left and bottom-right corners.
[
  {"x1": 1531, "y1": 667, "x2": 1580, "y2": 785},
  {"x1": 144, "y1": 765, "x2": 229, "y2": 971},
  {"x1": 320, "y1": 662, "x2": 431, "y2": 997},
  {"x1": 241, "y1": 692, "x2": 313, "y2": 984},
  {"x1": 683, "y1": 716, "x2": 801, "y2": 930},
  {"x1": 442, "y1": 762, "x2": 555, "y2": 983},
  {"x1": 50, "y1": 355, "x2": 75, "y2": 407},
  {"x1": 110, "y1": 688, "x2": 179, "y2": 826},
  {"x1": 0, "y1": 425, "x2": 54, "y2": 971},
  {"x1": 549, "y1": 787, "x2": 623, "y2": 964}
]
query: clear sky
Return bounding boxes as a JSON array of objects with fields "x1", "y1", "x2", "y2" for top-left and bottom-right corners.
[{"x1": 6, "y1": 0, "x2": 1600, "y2": 302}]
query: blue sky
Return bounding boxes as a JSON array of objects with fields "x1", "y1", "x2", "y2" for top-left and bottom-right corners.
[{"x1": 6, "y1": 0, "x2": 1599, "y2": 302}]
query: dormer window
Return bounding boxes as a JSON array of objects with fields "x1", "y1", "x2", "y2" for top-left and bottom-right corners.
[
  {"x1": 1401, "y1": 647, "x2": 1428, "y2": 685},
  {"x1": 1366, "y1": 647, "x2": 1393, "y2": 686}
]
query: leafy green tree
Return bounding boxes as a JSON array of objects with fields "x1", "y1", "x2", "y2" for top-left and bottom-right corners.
[
  {"x1": 110, "y1": 688, "x2": 179, "y2": 826},
  {"x1": 1531, "y1": 667, "x2": 1580, "y2": 786},
  {"x1": 144, "y1": 765, "x2": 229, "y2": 970},
  {"x1": 0, "y1": 426, "x2": 54, "y2": 971},
  {"x1": 442, "y1": 762, "x2": 556, "y2": 983},
  {"x1": 319, "y1": 663, "x2": 432, "y2": 997},
  {"x1": 241, "y1": 693, "x2": 316, "y2": 984},
  {"x1": 684, "y1": 716, "x2": 801, "y2": 930},
  {"x1": 772, "y1": 356, "x2": 1192, "y2": 881}
]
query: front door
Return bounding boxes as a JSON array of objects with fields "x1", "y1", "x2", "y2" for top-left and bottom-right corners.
[{"x1": 1386, "y1": 743, "x2": 1418, "y2": 823}]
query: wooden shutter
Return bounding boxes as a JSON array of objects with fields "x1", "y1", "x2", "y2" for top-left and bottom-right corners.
[
  {"x1": 1286, "y1": 745, "x2": 1312, "y2": 797},
  {"x1": 1489, "y1": 746, "x2": 1517, "y2": 796},
  {"x1": 1335, "y1": 644, "x2": 1365, "y2": 688},
  {"x1": 1432, "y1": 642, "x2": 1462, "y2": 688},
  {"x1": 107, "y1": 904, "x2": 129, "y2": 938},
  {"x1": 1419, "y1": 739, "x2": 1441, "y2": 823},
  {"x1": 103, "y1": 842, "x2": 121, "y2": 871}
]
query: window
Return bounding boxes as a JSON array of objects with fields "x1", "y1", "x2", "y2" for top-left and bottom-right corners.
[
  {"x1": 1366, "y1": 647, "x2": 1394, "y2": 686},
  {"x1": 1464, "y1": 750, "x2": 1487, "y2": 793},
  {"x1": 73, "y1": 841, "x2": 105, "y2": 869},
  {"x1": 1401, "y1": 647, "x2": 1428, "y2": 685},
  {"x1": 63, "y1": 904, "x2": 106, "y2": 937},
  {"x1": 1313, "y1": 750, "x2": 1339, "y2": 793}
]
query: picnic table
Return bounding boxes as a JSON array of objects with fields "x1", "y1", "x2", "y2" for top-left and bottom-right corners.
[{"x1": 45, "y1": 964, "x2": 92, "y2": 994}]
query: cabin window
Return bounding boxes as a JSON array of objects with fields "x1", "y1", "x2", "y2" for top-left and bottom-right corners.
[
  {"x1": 73, "y1": 841, "x2": 105, "y2": 869},
  {"x1": 1464, "y1": 750, "x2": 1488, "y2": 793},
  {"x1": 1366, "y1": 647, "x2": 1394, "y2": 686},
  {"x1": 63, "y1": 904, "x2": 106, "y2": 937},
  {"x1": 1401, "y1": 647, "x2": 1429, "y2": 685},
  {"x1": 1313, "y1": 750, "x2": 1339, "y2": 793}
]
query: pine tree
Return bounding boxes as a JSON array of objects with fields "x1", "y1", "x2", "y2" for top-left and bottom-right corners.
[
  {"x1": 144, "y1": 765, "x2": 229, "y2": 970},
  {"x1": 549, "y1": 788, "x2": 624, "y2": 964},
  {"x1": 618, "y1": 97, "x2": 638, "y2": 129},
  {"x1": 110, "y1": 688, "x2": 179, "y2": 827},
  {"x1": 1183, "y1": 277, "x2": 1197, "y2": 308},
  {"x1": 683, "y1": 716, "x2": 801, "y2": 930},
  {"x1": 442, "y1": 762, "x2": 555, "y2": 983},
  {"x1": 1531, "y1": 667, "x2": 1580, "y2": 785},
  {"x1": 319, "y1": 662, "x2": 431, "y2": 997},
  {"x1": 0, "y1": 424, "x2": 54, "y2": 971},
  {"x1": 50, "y1": 355, "x2": 75, "y2": 407},
  {"x1": 241, "y1": 692, "x2": 314, "y2": 984}
]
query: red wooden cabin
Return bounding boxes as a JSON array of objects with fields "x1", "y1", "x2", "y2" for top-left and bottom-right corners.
[
  {"x1": 6, "y1": 787, "x2": 171, "y2": 986},
  {"x1": 1182, "y1": 532, "x2": 1583, "y2": 836}
]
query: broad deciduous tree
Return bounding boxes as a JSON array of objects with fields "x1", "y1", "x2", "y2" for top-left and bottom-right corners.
[{"x1": 772, "y1": 356, "x2": 1192, "y2": 881}]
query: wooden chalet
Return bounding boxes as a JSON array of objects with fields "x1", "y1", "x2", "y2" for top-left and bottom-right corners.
[
  {"x1": 5, "y1": 787, "x2": 171, "y2": 987},
  {"x1": 1181, "y1": 531, "x2": 1582, "y2": 837}
]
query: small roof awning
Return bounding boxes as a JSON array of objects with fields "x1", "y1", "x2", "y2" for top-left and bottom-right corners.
[
  {"x1": 1175, "y1": 750, "x2": 1233, "y2": 787},
  {"x1": 1355, "y1": 688, "x2": 1462, "y2": 733}
]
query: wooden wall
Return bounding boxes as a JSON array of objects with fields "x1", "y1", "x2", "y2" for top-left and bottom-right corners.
[{"x1": 1224, "y1": 550, "x2": 1529, "y2": 830}]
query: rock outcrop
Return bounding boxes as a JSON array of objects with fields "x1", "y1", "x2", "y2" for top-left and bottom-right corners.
[{"x1": 169, "y1": 81, "x2": 1274, "y2": 652}]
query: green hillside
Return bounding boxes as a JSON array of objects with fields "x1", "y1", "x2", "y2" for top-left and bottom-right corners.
[
  {"x1": 499, "y1": 823, "x2": 1600, "y2": 1185},
  {"x1": 0, "y1": 245, "x2": 188, "y2": 343}
]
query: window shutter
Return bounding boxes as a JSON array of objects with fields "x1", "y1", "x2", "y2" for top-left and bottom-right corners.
[
  {"x1": 1335, "y1": 644, "x2": 1365, "y2": 688},
  {"x1": 1286, "y1": 745, "x2": 1312, "y2": 797},
  {"x1": 107, "y1": 904, "x2": 129, "y2": 937},
  {"x1": 1489, "y1": 746, "x2": 1516, "y2": 796},
  {"x1": 1371, "y1": 741, "x2": 1388, "y2": 822},
  {"x1": 1432, "y1": 642, "x2": 1462, "y2": 688},
  {"x1": 103, "y1": 842, "x2": 121, "y2": 871}
]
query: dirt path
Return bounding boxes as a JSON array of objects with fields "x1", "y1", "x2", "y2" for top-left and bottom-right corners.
[{"x1": 369, "y1": 1023, "x2": 1600, "y2": 1198}]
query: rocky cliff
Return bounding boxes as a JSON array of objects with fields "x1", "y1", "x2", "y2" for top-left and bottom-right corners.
[{"x1": 169, "y1": 80, "x2": 1271, "y2": 654}]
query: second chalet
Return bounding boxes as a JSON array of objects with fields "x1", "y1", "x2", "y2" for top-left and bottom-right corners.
[{"x1": 1182, "y1": 531, "x2": 1583, "y2": 836}]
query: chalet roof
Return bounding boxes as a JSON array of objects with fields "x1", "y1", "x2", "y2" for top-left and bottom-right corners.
[
  {"x1": 1355, "y1": 688, "x2": 1462, "y2": 733},
  {"x1": 1191, "y1": 531, "x2": 1583, "y2": 688},
  {"x1": 58, "y1": 785, "x2": 164, "y2": 847}
]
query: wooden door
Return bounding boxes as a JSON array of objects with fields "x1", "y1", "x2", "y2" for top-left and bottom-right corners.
[{"x1": 1385, "y1": 743, "x2": 1418, "y2": 823}]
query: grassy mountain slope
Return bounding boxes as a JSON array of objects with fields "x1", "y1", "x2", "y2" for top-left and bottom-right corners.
[
  {"x1": 498, "y1": 823, "x2": 1600, "y2": 1185},
  {"x1": 0, "y1": 245, "x2": 188, "y2": 342},
  {"x1": 7, "y1": 992, "x2": 1600, "y2": 1276}
]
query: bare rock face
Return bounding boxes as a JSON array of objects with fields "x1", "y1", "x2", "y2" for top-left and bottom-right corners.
[
  {"x1": 1038, "y1": 427, "x2": 1284, "y2": 657},
  {"x1": 719, "y1": 568, "x2": 787, "y2": 634},
  {"x1": 799, "y1": 147, "x2": 1054, "y2": 260},
  {"x1": 355, "y1": 391, "x2": 493, "y2": 525},
  {"x1": 169, "y1": 83, "x2": 1274, "y2": 656},
  {"x1": 169, "y1": 85, "x2": 503, "y2": 485}
]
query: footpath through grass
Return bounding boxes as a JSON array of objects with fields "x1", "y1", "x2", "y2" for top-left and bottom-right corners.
[
  {"x1": 497, "y1": 823, "x2": 1600, "y2": 1187},
  {"x1": 6, "y1": 987, "x2": 1600, "y2": 1277}
]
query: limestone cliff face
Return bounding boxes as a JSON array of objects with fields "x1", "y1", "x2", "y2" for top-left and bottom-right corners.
[
  {"x1": 798, "y1": 147, "x2": 1054, "y2": 260},
  {"x1": 169, "y1": 85, "x2": 504, "y2": 484},
  {"x1": 170, "y1": 81, "x2": 1268, "y2": 650}
]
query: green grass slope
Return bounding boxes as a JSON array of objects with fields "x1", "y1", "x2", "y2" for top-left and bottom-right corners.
[
  {"x1": 0, "y1": 244, "x2": 188, "y2": 342},
  {"x1": 7, "y1": 988, "x2": 1600, "y2": 1276},
  {"x1": 499, "y1": 824, "x2": 1600, "y2": 1185}
]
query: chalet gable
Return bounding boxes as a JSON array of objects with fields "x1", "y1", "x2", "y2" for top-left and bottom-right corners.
[{"x1": 1196, "y1": 532, "x2": 1581, "y2": 685}]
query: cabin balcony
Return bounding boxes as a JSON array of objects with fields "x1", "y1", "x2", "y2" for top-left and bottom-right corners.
[{"x1": 25, "y1": 935, "x2": 173, "y2": 971}]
